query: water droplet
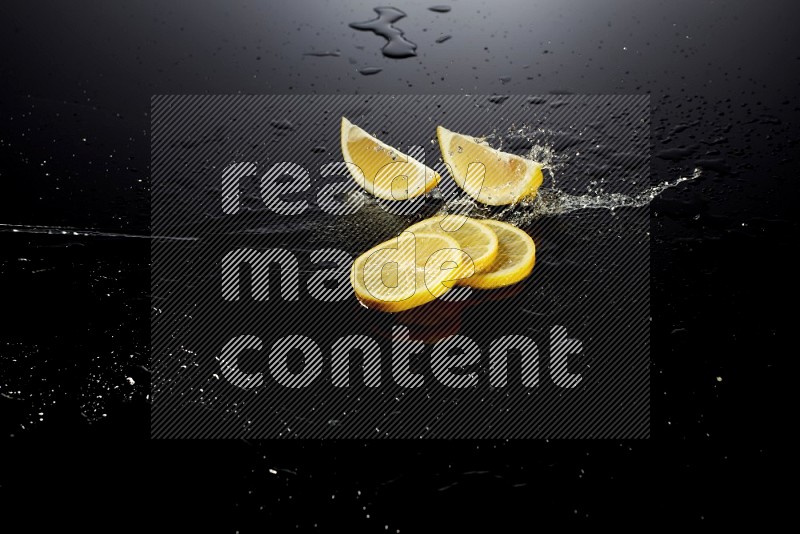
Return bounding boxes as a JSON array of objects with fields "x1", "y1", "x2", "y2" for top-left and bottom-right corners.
[
  {"x1": 656, "y1": 147, "x2": 694, "y2": 160},
  {"x1": 358, "y1": 66, "x2": 383, "y2": 76},
  {"x1": 349, "y1": 7, "x2": 417, "y2": 59},
  {"x1": 303, "y1": 50, "x2": 341, "y2": 57},
  {"x1": 487, "y1": 95, "x2": 510, "y2": 104},
  {"x1": 270, "y1": 119, "x2": 295, "y2": 131}
]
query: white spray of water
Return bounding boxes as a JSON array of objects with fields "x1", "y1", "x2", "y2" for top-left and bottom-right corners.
[
  {"x1": 504, "y1": 167, "x2": 702, "y2": 223},
  {"x1": 438, "y1": 128, "x2": 701, "y2": 223}
]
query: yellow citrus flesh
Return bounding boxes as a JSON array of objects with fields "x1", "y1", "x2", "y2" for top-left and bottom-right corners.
[
  {"x1": 436, "y1": 126, "x2": 544, "y2": 206},
  {"x1": 351, "y1": 232, "x2": 474, "y2": 312},
  {"x1": 459, "y1": 220, "x2": 536, "y2": 289},
  {"x1": 341, "y1": 117, "x2": 440, "y2": 201},
  {"x1": 405, "y1": 215, "x2": 499, "y2": 273}
]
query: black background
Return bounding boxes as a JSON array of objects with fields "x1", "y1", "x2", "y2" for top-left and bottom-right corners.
[{"x1": 1, "y1": 0, "x2": 794, "y2": 529}]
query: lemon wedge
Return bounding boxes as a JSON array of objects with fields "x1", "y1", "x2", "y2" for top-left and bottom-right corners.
[
  {"x1": 341, "y1": 117, "x2": 440, "y2": 201},
  {"x1": 436, "y1": 126, "x2": 543, "y2": 206},
  {"x1": 459, "y1": 220, "x2": 535, "y2": 289},
  {"x1": 405, "y1": 215, "x2": 499, "y2": 273},
  {"x1": 351, "y1": 232, "x2": 474, "y2": 312}
]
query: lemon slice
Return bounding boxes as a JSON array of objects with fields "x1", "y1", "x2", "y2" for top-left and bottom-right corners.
[
  {"x1": 437, "y1": 126, "x2": 544, "y2": 206},
  {"x1": 341, "y1": 117, "x2": 440, "y2": 201},
  {"x1": 351, "y1": 231, "x2": 474, "y2": 312},
  {"x1": 460, "y1": 220, "x2": 535, "y2": 289},
  {"x1": 405, "y1": 215, "x2": 499, "y2": 273}
]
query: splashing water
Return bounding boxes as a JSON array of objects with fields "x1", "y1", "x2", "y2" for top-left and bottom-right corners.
[
  {"x1": 498, "y1": 169, "x2": 701, "y2": 225},
  {"x1": 0, "y1": 223, "x2": 196, "y2": 240},
  {"x1": 482, "y1": 126, "x2": 564, "y2": 181},
  {"x1": 4, "y1": 128, "x2": 699, "y2": 243},
  {"x1": 344, "y1": 131, "x2": 699, "y2": 230},
  {"x1": 437, "y1": 126, "x2": 701, "y2": 224}
]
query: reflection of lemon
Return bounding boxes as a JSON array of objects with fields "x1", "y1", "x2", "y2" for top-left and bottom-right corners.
[
  {"x1": 437, "y1": 126, "x2": 544, "y2": 206},
  {"x1": 350, "y1": 232, "x2": 474, "y2": 313},
  {"x1": 460, "y1": 220, "x2": 535, "y2": 289},
  {"x1": 341, "y1": 117, "x2": 440, "y2": 201},
  {"x1": 405, "y1": 215, "x2": 499, "y2": 273}
]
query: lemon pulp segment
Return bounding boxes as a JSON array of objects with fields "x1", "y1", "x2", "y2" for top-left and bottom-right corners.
[
  {"x1": 437, "y1": 125, "x2": 543, "y2": 206},
  {"x1": 459, "y1": 219, "x2": 536, "y2": 289},
  {"x1": 405, "y1": 215, "x2": 499, "y2": 273},
  {"x1": 351, "y1": 231, "x2": 474, "y2": 312},
  {"x1": 341, "y1": 117, "x2": 440, "y2": 201}
]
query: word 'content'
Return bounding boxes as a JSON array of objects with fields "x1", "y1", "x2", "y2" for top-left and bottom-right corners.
[{"x1": 221, "y1": 326, "x2": 583, "y2": 390}]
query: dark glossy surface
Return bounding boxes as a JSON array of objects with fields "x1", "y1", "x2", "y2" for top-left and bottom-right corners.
[{"x1": 1, "y1": 0, "x2": 795, "y2": 528}]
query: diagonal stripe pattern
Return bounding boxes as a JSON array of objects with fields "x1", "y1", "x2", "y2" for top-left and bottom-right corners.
[{"x1": 151, "y1": 94, "x2": 650, "y2": 439}]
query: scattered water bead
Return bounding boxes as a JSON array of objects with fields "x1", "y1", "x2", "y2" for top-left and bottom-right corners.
[{"x1": 303, "y1": 50, "x2": 341, "y2": 57}]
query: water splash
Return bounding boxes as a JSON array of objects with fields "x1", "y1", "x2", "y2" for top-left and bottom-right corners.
[
  {"x1": 435, "y1": 168, "x2": 701, "y2": 225},
  {"x1": 0, "y1": 223, "x2": 196, "y2": 241},
  {"x1": 339, "y1": 166, "x2": 700, "y2": 230},
  {"x1": 436, "y1": 126, "x2": 701, "y2": 223},
  {"x1": 349, "y1": 7, "x2": 417, "y2": 59},
  {"x1": 483, "y1": 126, "x2": 563, "y2": 181},
  {"x1": 504, "y1": 168, "x2": 702, "y2": 224},
  {"x1": 434, "y1": 132, "x2": 699, "y2": 222}
]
